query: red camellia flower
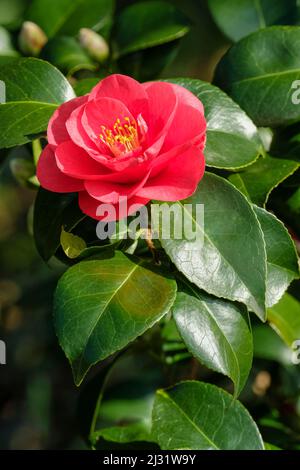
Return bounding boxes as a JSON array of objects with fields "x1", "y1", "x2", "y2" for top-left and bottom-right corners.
[{"x1": 37, "y1": 74, "x2": 206, "y2": 221}]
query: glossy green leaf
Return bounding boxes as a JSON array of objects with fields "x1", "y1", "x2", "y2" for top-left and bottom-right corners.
[
  {"x1": 173, "y1": 283, "x2": 253, "y2": 395},
  {"x1": 208, "y1": 0, "x2": 297, "y2": 42},
  {"x1": 165, "y1": 78, "x2": 262, "y2": 170},
  {"x1": 155, "y1": 172, "x2": 267, "y2": 319},
  {"x1": 0, "y1": 58, "x2": 75, "y2": 148},
  {"x1": 41, "y1": 37, "x2": 95, "y2": 74},
  {"x1": 215, "y1": 26, "x2": 300, "y2": 127},
  {"x1": 0, "y1": 58, "x2": 75, "y2": 102},
  {"x1": 253, "y1": 324, "x2": 292, "y2": 366},
  {"x1": 26, "y1": 0, "x2": 115, "y2": 39},
  {"x1": 229, "y1": 155, "x2": 300, "y2": 206},
  {"x1": 267, "y1": 293, "x2": 300, "y2": 347},
  {"x1": 152, "y1": 381, "x2": 264, "y2": 450},
  {"x1": 254, "y1": 206, "x2": 299, "y2": 308},
  {"x1": 114, "y1": 1, "x2": 189, "y2": 57},
  {"x1": 33, "y1": 189, "x2": 85, "y2": 261},
  {"x1": 0, "y1": 102, "x2": 58, "y2": 148},
  {"x1": 0, "y1": 55, "x2": 19, "y2": 66},
  {"x1": 54, "y1": 252, "x2": 177, "y2": 384},
  {"x1": 76, "y1": 245, "x2": 116, "y2": 261}
]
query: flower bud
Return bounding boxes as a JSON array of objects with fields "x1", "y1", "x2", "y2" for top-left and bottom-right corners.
[
  {"x1": 19, "y1": 21, "x2": 47, "y2": 56},
  {"x1": 79, "y1": 28, "x2": 109, "y2": 63}
]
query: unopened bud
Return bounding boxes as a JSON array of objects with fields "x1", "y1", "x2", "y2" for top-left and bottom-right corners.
[
  {"x1": 79, "y1": 28, "x2": 109, "y2": 63},
  {"x1": 19, "y1": 21, "x2": 47, "y2": 56}
]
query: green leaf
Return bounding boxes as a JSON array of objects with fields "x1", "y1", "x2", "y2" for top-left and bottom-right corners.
[
  {"x1": 161, "y1": 319, "x2": 189, "y2": 365},
  {"x1": 208, "y1": 0, "x2": 297, "y2": 42},
  {"x1": 254, "y1": 206, "x2": 299, "y2": 308},
  {"x1": 215, "y1": 26, "x2": 300, "y2": 127},
  {"x1": 26, "y1": 0, "x2": 115, "y2": 39},
  {"x1": 0, "y1": 55, "x2": 19, "y2": 66},
  {"x1": 114, "y1": 1, "x2": 189, "y2": 57},
  {"x1": 75, "y1": 244, "x2": 118, "y2": 262},
  {"x1": 229, "y1": 155, "x2": 300, "y2": 206},
  {"x1": 74, "y1": 77, "x2": 101, "y2": 96},
  {"x1": 41, "y1": 37, "x2": 95, "y2": 74},
  {"x1": 165, "y1": 78, "x2": 262, "y2": 170},
  {"x1": 288, "y1": 187, "x2": 300, "y2": 213},
  {"x1": 118, "y1": 41, "x2": 179, "y2": 83},
  {"x1": 33, "y1": 189, "x2": 85, "y2": 261},
  {"x1": 0, "y1": 57, "x2": 75, "y2": 102},
  {"x1": 264, "y1": 442, "x2": 282, "y2": 450},
  {"x1": 173, "y1": 284, "x2": 253, "y2": 395},
  {"x1": 60, "y1": 228, "x2": 87, "y2": 259},
  {"x1": 253, "y1": 324, "x2": 292, "y2": 366},
  {"x1": 154, "y1": 172, "x2": 267, "y2": 320},
  {"x1": 0, "y1": 58, "x2": 75, "y2": 148},
  {"x1": 54, "y1": 252, "x2": 177, "y2": 385},
  {"x1": 152, "y1": 381, "x2": 264, "y2": 450},
  {"x1": 0, "y1": 0, "x2": 26, "y2": 29},
  {"x1": 0, "y1": 102, "x2": 58, "y2": 148},
  {"x1": 93, "y1": 423, "x2": 152, "y2": 445},
  {"x1": 267, "y1": 293, "x2": 300, "y2": 347}
]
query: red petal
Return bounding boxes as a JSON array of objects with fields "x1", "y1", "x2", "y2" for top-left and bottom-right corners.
[
  {"x1": 55, "y1": 140, "x2": 109, "y2": 179},
  {"x1": 37, "y1": 145, "x2": 84, "y2": 193},
  {"x1": 79, "y1": 191, "x2": 149, "y2": 221},
  {"x1": 48, "y1": 96, "x2": 88, "y2": 146},
  {"x1": 82, "y1": 97, "x2": 135, "y2": 152},
  {"x1": 66, "y1": 101, "x2": 100, "y2": 157},
  {"x1": 55, "y1": 140, "x2": 153, "y2": 183},
  {"x1": 84, "y1": 170, "x2": 151, "y2": 204},
  {"x1": 161, "y1": 103, "x2": 207, "y2": 153},
  {"x1": 89, "y1": 74, "x2": 149, "y2": 119},
  {"x1": 137, "y1": 146, "x2": 205, "y2": 200},
  {"x1": 143, "y1": 82, "x2": 177, "y2": 156}
]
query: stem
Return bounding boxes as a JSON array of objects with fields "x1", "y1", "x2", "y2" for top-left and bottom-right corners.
[{"x1": 145, "y1": 228, "x2": 161, "y2": 265}]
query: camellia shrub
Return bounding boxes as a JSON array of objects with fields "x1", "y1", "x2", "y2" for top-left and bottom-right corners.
[{"x1": 1, "y1": 0, "x2": 300, "y2": 451}]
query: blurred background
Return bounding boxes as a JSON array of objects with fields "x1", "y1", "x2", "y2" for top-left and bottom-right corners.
[
  {"x1": 0, "y1": 152, "x2": 84, "y2": 449},
  {"x1": 0, "y1": 0, "x2": 300, "y2": 449}
]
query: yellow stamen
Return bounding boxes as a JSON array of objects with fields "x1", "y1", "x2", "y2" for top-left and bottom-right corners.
[{"x1": 100, "y1": 116, "x2": 140, "y2": 157}]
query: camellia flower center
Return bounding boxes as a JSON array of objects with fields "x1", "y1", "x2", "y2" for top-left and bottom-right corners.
[{"x1": 100, "y1": 116, "x2": 141, "y2": 157}]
